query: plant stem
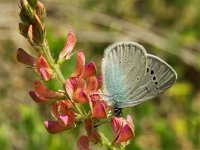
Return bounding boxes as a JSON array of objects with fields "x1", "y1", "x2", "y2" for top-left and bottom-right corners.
[{"x1": 41, "y1": 39, "x2": 66, "y2": 84}]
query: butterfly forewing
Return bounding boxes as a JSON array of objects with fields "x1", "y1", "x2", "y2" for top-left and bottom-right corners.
[
  {"x1": 102, "y1": 42, "x2": 147, "y2": 106},
  {"x1": 121, "y1": 54, "x2": 177, "y2": 108}
]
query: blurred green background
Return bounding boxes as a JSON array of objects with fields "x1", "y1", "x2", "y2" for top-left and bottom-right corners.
[{"x1": 0, "y1": 0, "x2": 200, "y2": 149}]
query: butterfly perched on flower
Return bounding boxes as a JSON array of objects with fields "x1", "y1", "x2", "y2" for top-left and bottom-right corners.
[{"x1": 101, "y1": 42, "x2": 177, "y2": 116}]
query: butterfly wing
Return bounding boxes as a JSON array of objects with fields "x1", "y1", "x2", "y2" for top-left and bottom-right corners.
[
  {"x1": 102, "y1": 42, "x2": 147, "y2": 106},
  {"x1": 120, "y1": 54, "x2": 177, "y2": 108}
]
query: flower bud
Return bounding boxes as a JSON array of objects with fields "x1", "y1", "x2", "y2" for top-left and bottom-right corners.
[
  {"x1": 35, "y1": 1, "x2": 46, "y2": 23},
  {"x1": 27, "y1": 0, "x2": 37, "y2": 8},
  {"x1": 20, "y1": 0, "x2": 34, "y2": 23},
  {"x1": 19, "y1": 23, "x2": 30, "y2": 38}
]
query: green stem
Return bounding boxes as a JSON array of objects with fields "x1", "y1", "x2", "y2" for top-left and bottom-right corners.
[
  {"x1": 41, "y1": 39, "x2": 66, "y2": 84},
  {"x1": 100, "y1": 133, "x2": 117, "y2": 150}
]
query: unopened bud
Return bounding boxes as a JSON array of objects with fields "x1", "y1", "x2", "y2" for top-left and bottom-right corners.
[
  {"x1": 27, "y1": 0, "x2": 38, "y2": 8},
  {"x1": 32, "y1": 14, "x2": 45, "y2": 45},
  {"x1": 20, "y1": 0, "x2": 34, "y2": 23},
  {"x1": 36, "y1": 1, "x2": 46, "y2": 23},
  {"x1": 19, "y1": 22, "x2": 30, "y2": 38}
]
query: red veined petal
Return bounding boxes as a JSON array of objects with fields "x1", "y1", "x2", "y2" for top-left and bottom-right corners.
[
  {"x1": 71, "y1": 51, "x2": 85, "y2": 77},
  {"x1": 58, "y1": 31, "x2": 76, "y2": 61},
  {"x1": 34, "y1": 80, "x2": 62, "y2": 98},
  {"x1": 82, "y1": 61, "x2": 97, "y2": 78}
]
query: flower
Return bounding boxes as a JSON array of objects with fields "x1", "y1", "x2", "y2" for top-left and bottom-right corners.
[
  {"x1": 65, "y1": 76, "x2": 101, "y2": 104},
  {"x1": 111, "y1": 115, "x2": 135, "y2": 144},
  {"x1": 29, "y1": 80, "x2": 64, "y2": 103},
  {"x1": 35, "y1": 54, "x2": 53, "y2": 81},
  {"x1": 44, "y1": 100, "x2": 75, "y2": 134},
  {"x1": 89, "y1": 93, "x2": 108, "y2": 119},
  {"x1": 71, "y1": 51, "x2": 96, "y2": 78},
  {"x1": 58, "y1": 31, "x2": 76, "y2": 64},
  {"x1": 85, "y1": 119, "x2": 101, "y2": 143},
  {"x1": 17, "y1": 48, "x2": 53, "y2": 81},
  {"x1": 77, "y1": 135, "x2": 90, "y2": 150}
]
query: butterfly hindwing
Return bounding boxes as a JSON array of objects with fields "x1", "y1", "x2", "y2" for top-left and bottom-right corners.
[{"x1": 120, "y1": 54, "x2": 177, "y2": 108}]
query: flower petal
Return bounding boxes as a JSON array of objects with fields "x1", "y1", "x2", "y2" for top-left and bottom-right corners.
[
  {"x1": 74, "y1": 91, "x2": 88, "y2": 103},
  {"x1": 77, "y1": 135, "x2": 90, "y2": 150},
  {"x1": 35, "y1": 55, "x2": 53, "y2": 81},
  {"x1": 58, "y1": 31, "x2": 76, "y2": 62},
  {"x1": 111, "y1": 117, "x2": 123, "y2": 136},
  {"x1": 17, "y1": 48, "x2": 36, "y2": 66},
  {"x1": 116, "y1": 123, "x2": 134, "y2": 144},
  {"x1": 85, "y1": 76, "x2": 98, "y2": 94},
  {"x1": 58, "y1": 115, "x2": 69, "y2": 127},
  {"x1": 29, "y1": 90, "x2": 51, "y2": 103},
  {"x1": 34, "y1": 80, "x2": 62, "y2": 98},
  {"x1": 71, "y1": 51, "x2": 85, "y2": 77},
  {"x1": 82, "y1": 61, "x2": 97, "y2": 78},
  {"x1": 65, "y1": 77, "x2": 86, "y2": 100},
  {"x1": 44, "y1": 121, "x2": 66, "y2": 134},
  {"x1": 50, "y1": 100, "x2": 75, "y2": 127},
  {"x1": 126, "y1": 115, "x2": 134, "y2": 131},
  {"x1": 92, "y1": 101, "x2": 108, "y2": 119}
]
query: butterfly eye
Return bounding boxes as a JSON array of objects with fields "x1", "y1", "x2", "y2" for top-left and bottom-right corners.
[
  {"x1": 153, "y1": 76, "x2": 156, "y2": 80},
  {"x1": 155, "y1": 82, "x2": 158, "y2": 85},
  {"x1": 146, "y1": 68, "x2": 149, "y2": 73}
]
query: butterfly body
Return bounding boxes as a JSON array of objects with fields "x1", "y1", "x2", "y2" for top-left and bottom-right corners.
[{"x1": 101, "y1": 42, "x2": 177, "y2": 111}]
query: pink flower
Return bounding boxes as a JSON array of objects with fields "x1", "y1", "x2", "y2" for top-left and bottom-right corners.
[
  {"x1": 65, "y1": 76, "x2": 100, "y2": 104},
  {"x1": 17, "y1": 49, "x2": 53, "y2": 81},
  {"x1": 58, "y1": 31, "x2": 76, "y2": 63},
  {"x1": 44, "y1": 100, "x2": 75, "y2": 134},
  {"x1": 29, "y1": 80, "x2": 63, "y2": 103},
  {"x1": 89, "y1": 93, "x2": 108, "y2": 119},
  {"x1": 77, "y1": 135, "x2": 91, "y2": 150},
  {"x1": 71, "y1": 51, "x2": 96, "y2": 78},
  {"x1": 35, "y1": 54, "x2": 53, "y2": 81},
  {"x1": 111, "y1": 115, "x2": 135, "y2": 144},
  {"x1": 85, "y1": 119, "x2": 101, "y2": 143}
]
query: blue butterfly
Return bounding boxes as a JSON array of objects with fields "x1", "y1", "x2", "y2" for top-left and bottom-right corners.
[{"x1": 101, "y1": 42, "x2": 177, "y2": 116}]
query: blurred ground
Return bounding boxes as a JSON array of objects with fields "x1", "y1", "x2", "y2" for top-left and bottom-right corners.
[{"x1": 0, "y1": 0, "x2": 200, "y2": 150}]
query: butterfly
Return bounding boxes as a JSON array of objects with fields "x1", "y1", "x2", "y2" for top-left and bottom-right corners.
[{"x1": 101, "y1": 42, "x2": 177, "y2": 117}]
